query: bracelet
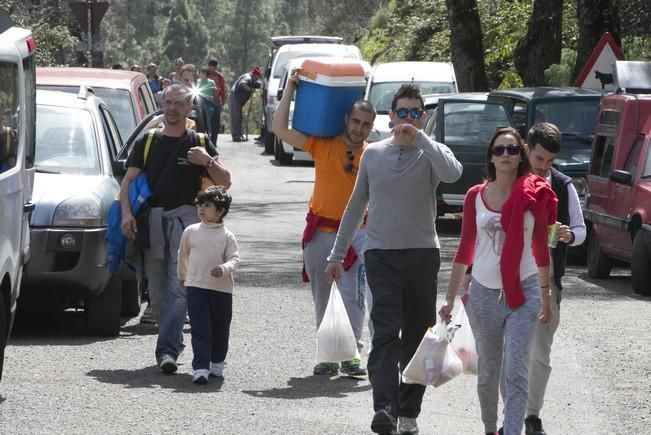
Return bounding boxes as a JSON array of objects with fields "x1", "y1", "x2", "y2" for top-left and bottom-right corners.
[{"x1": 206, "y1": 157, "x2": 217, "y2": 168}]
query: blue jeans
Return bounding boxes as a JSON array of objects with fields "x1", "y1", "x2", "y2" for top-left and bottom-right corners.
[
  {"x1": 145, "y1": 247, "x2": 187, "y2": 362},
  {"x1": 186, "y1": 287, "x2": 232, "y2": 370}
]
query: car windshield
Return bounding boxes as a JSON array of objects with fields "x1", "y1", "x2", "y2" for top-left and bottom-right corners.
[
  {"x1": 533, "y1": 99, "x2": 600, "y2": 139},
  {"x1": 439, "y1": 102, "x2": 511, "y2": 147},
  {"x1": 369, "y1": 82, "x2": 456, "y2": 114},
  {"x1": 38, "y1": 85, "x2": 136, "y2": 141},
  {"x1": 35, "y1": 105, "x2": 100, "y2": 175},
  {"x1": 272, "y1": 51, "x2": 358, "y2": 79}
]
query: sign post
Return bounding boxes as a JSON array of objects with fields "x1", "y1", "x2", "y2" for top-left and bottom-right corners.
[{"x1": 69, "y1": 0, "x2": 109, "y2": 67}]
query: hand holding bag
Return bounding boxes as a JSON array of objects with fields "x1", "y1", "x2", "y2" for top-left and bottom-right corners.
[{"x1": 316, "y1": 282, "x2": 359, "y2": 363}]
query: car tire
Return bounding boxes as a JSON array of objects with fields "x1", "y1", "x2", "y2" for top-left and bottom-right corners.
[
  {"x1": 275, "y1": 137, "x2": 293, "y2": 166},
  {"x1": 121, "y1": 279, "x2": 142, "y2": 317},
  {"x1": 631, "y1": 231, "x2": 651, "y2": 296},
  {"x1": 587, "y1": 233, "x2": 612, "y2": 279},
  {"x1": 264, "y1": 131, "x2": 275, "y2": 154},
  {"x1": 86, "y1": 273, "x2": 122, "y2": 337}
]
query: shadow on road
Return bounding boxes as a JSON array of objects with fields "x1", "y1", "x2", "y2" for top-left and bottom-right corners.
[
  {"x1": 242, "y1": 375, "x2": 371, "y2": 400},
  {"x1": 86, "y1": 366, "x2": 225, "y2": 393}
]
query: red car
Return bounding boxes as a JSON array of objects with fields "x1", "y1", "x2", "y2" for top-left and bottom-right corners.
[{"x1": 584, "y1": 63, "x2": 651, "y2": 295}]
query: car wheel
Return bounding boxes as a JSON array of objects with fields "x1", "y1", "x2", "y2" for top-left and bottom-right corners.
[
  {"x1": 0, "y1": 290, "x2": 8, "y2": 380},
  {"x1": 631, "y1": 231, "x2": 651, "y2": 296},
  {"x1": 275, "y1": 137, "x2": 293, "y2": 166},
  {"x1": 86, "y1": 274, "x2": 122, "y2": 337},
  {"x1": 121, "y1": 279, "x2": 142, "y2": 317},
  {"x1": 587, "y1": 233, "x2": 612, "y2": 279},
  {"x1": 264, "y1": 131, "x2": 275, "y2": 154}
]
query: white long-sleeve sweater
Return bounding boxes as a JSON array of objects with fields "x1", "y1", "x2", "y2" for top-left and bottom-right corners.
[{"x1": 177, "y1": 222, "x2": 240, "y2": 293}]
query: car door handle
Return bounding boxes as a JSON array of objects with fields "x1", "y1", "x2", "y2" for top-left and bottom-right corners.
[{"x1": 23, "y1": 201, "x2": 35, "y2": 213}]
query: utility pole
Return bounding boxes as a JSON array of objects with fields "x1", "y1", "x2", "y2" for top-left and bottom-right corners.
[
  {"x1": 70, "y1": 0, "x2": 108, "y2": 67},
  {"x1": 86, "y1": 0, "x2": 93, "y2": 67}
]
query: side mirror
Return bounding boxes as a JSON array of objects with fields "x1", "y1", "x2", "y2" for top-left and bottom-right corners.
[
  {"x1": 609, "y1": 169, "x2": 632, "y2": 185},
  {"x1": 112, "y1": 158, "x2": 127, "y2": 177}
]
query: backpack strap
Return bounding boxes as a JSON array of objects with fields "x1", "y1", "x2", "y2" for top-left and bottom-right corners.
[
  {"x1": 197, "y1": 132, "x2": 206, "y2": 148},
  {"x1": 143, "y1": 128, "x2": 157, "y2": 165}
]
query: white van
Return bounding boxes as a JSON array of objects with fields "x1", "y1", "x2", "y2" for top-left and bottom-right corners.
[
  {"x1": 261, "y1": 38, "x2": 363, "y2": 153},
  {"x1": 0, "y1": 10, "x2": 36, "y2": 379},
  {"x1": 365, "y1": 61, "x2": 458, "y2": 142}
]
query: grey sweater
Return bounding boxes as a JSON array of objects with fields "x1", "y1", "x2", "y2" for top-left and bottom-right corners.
[{"x1": 328, "y1": 131, "x2": 462, "y2": 262}]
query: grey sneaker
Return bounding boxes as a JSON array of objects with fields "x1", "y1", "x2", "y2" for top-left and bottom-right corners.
[
  {"x1": 371, "y1": 408, "x2": 398, "y2": 435},
  {"x1": 158, "y1": 354, "x2": 177, "y2": 374},
  {"x1": 340, "y1": 358, "x2": 367, "y2": 376},
  {"x1": 209, "y1": 361, "x2": 225, "y2": 378},
  {"x1": 192, "y1": 369, "x2": 209, "y2": 385},
  {"x1": 139, "y1": 304, "x2": 156, "y2": 324},
  {"x1": 399, "y1": 416, "x2": 419, "y2": 435},
  {"x1": 313, "y1": 362, "x2": 339, "y2": 376}
]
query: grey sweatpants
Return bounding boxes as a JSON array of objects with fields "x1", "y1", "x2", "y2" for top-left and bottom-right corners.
[
  {"x1": 527, "y1": 280, "x2": 561, "y2": 417},
  {"x1": 466, "y1": 274, "x2": 541, "y2": 435},
  {"x1": 303, "y1": 228, "x2": 367, "y2": 354}
]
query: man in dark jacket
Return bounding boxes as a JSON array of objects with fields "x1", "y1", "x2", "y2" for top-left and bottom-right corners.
[{"x1": 228, "y1": 66, "x2": 262, "y2": 142}]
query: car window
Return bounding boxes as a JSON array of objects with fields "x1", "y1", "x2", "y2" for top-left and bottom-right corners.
[
  {"x1": 0, "y1": 61, "x2": 20, "y2": 174},
  {"x1": 138, "y1": 83, "x2": 155, "y2": 115},
  {"x1": 440, "y1": 102, "x2": 511, "y2": 147},
  {"x1": 38, "y1": 85, "x2": 136, "y2": 143},
  {"x1": 623, "y1": 136, "x2": 644, "y2": 177},
  {"x1": 35, "y1": 105, "x2": 99, "y2": 175},
  {"x1": 368, "y1": 82, "x2": 456, "y2": 114},
  {"x1": 512, "y1": 101, "x2": 528, "y2": 137},
  {"x1": 591, "y1": 135, "x2": 615, "y2": 178},
  {"x1": 99, "y1": 105, "x2": 122, "y2": 158},
  {"x1": 533, "y1": 99, "x2": 599, "y2": 137},
  {"x1": 272, "y1": 50, "x2": 359, "y2": 79},
  {"x1": 641, "y1": 137, "x2": 651, "y2": 179}
]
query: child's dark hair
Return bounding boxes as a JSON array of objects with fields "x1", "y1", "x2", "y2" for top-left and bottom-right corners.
[{"x1": 196, "y1": 185, "x2": 231, "y2": 219}]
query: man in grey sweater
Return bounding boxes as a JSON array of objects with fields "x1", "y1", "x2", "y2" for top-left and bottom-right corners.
[{"x1": 325, "y1": 84, "x2": 462, "y2": 435}]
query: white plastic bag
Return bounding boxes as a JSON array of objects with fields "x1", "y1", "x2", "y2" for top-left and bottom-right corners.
[
  {"x1": 402, "y1": 322, "x2": 463, "y2": 387},
  {"x1": 450, "y1": 303, "x2": 478, "y2": 375},
  {"x1": 316, "y1": 282, "x2": 359, "y2": 363}
]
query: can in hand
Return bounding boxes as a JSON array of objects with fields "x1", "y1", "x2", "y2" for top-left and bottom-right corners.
[{"x1": 548, "y1": 222, "x2": 560, "y2": 248}]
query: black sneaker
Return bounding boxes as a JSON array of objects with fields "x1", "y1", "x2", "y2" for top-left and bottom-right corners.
[
  {"x1": 340, "y1": 358, "x2": 367, "y2": 376},
  {"x1": 312, "y1": 362, "x2": 338, "y2": 376},
  {"x1": 371, "y1": 408, "x2": 398, "y2": 435},
  {"x1": 525, "y1": 415, "x2": 547, "y2": 435}
]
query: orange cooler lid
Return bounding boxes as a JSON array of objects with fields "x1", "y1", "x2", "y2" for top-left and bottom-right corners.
[{"x1": 298, "y1": 58, "x2": 366, "y2": 79}]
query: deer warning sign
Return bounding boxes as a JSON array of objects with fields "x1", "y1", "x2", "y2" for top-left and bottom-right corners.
[{"x1": 575, "y1": 32, "x2": 624, "y2": 91}]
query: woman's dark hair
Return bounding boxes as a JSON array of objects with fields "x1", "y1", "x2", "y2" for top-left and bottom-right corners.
[
  {"x1": 485, "y1": 127, "x2": 530, "y2": 181},
  {"x1": 195, "y1": 185, "x2": 232, "y2": 220}
]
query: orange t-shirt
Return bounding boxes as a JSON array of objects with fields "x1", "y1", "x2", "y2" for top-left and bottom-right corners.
[{"x1": 303, "y1": 136, "x2": 364, "y2": 231}]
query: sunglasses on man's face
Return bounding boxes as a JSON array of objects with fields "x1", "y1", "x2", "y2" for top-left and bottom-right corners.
[
  {"x1": 394, "y1": 107, "x2": 424, "y2": 120},
  {"x1": 491, "y1": 144, "x2": 522, "y2": 156}
]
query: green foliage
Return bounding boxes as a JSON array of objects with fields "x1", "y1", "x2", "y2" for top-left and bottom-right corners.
[
  {"x1": 544, "y1": 48, "x2": 578, "y2": 87},
  {"x1": 622, "y1": 36, "x2": 651, "y2": 60},
  {"x1": 162, "y1": 0, "x2": 210, "y2": 66}
]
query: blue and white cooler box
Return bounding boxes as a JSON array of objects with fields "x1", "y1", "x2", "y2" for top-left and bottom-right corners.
[{"x1": 293, "y1": 58, "x2": 367, "y2": 137}]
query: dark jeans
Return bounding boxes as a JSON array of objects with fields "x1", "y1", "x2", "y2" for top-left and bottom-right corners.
[
  {"x1": 364, "y1": 248, "x2": 440, "y2": 419},
  {"x1": 186, "y1": 286, "x2": 233, "y2": 370},
  {"x1": 210, "y1": 100, "x2": 222, "y2": 145}
]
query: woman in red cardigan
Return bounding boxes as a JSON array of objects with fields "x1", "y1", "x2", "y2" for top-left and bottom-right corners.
[{"x1": 439, "y1": 127, "x2": 556, "y2": 435}]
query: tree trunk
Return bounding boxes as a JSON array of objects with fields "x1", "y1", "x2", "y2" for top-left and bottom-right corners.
[
  {"x1": 514, "y1": 0, "x2": 564, "y2": 86},
  {"x1": 445, "y1": 0, "x2": 489, "y2": 92},
  {"x1": 572, "y1": 0, "x2": 621, "y2": 82}
]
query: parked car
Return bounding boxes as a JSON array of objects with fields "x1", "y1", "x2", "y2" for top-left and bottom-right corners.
[
  {"x1": 20, "y1": 87, "x2": 146, "y2": 336},
  {"x1": 487, "y1": 87, "x2": 603, "y2": 198},
  {"x1": 583, "y1": 61, "x2": 651, "y2": 295},
  {"x1": 260, "y1": 36, "x2": 363, "y2": 154},
  {"x1": 365, "y1": 61, "x2": 458, "y2": 143},
  {"x1": 36, "y1": 67, "x2": 157, "y2": 142},
  {"x1": 424, "y1": 93, "x2": 511, "y2": 215}
]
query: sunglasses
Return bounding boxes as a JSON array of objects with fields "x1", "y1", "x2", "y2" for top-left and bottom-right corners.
[
  {"x1": 344, "y1": 150, "x2": 357, "y2": 174},
  {"x1": 394, "y1": 107, "x2": 424, "y2": 120},
  {"x1": 491, "y1": 144, "x2": 522, "y2": 156}
]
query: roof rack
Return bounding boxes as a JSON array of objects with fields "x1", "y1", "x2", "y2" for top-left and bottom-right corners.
[{"x1": 613, "y1": 61, "x2": 651, "y2": 94}]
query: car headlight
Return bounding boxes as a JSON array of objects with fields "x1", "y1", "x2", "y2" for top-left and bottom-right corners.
[
  {"x1": 52, "y1": 194, "x2": 103, "y2": 227},
  {"x1": 572, "y1": 177, "x2": 587, "y2": 197}
]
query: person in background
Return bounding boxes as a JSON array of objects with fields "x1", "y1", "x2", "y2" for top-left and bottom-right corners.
[
  {"x1": 179, "y1": 64, "x2": 211, "y2": 136},
  {"x1": 273, "y1": 69, "x2": 376, "y2": 378},
  {"x1": 146, "y1": 63, "x2": 163, "y2": 95},
  {"x1": 524, "y1": 122, "x2": 586, "y2": 435},
  {"x1": 0, "y1": 100, "x2": 16, "y2": 173},
  {"x1": 206, "y1": 59, "x2": 226, "y2": 144},
  {"x1": 439, "y1": 127, "x2": 555, "y2": 435},
  {"x1": 119, "y1": 84, "x2": 230, "y2": 374},
  {"x1": 228, "y1": 66, "x2": 262, "y2": 142},
  {"x1": 154, "y1": 78, "x2": 172, "y2": 109},
  {"x1": 169, "y1": 57, "x2": 184, "y2": 83},
  {"x1": 130, "y1": 64, "x2": 141, "y2": 73},
  {"x1": 325, "y1": 84, "x2": 463, "y2": 435},
  {"x1": 178, "y1": 185, "x2": 240, "y2": 385}
]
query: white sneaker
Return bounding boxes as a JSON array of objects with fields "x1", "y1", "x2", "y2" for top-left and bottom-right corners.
[
  {"x1": 209, "y1": 361, "x2": 225, "y2": 378},
  {"x1": 192, "y1": 369, "x2": 210, "y2": 385},
  {"x1": 158, "y1": 354, "x2": 177, "y2": 374},
  {"x1": 399, "y1": 416, "x2": 419, "y2": 435}
]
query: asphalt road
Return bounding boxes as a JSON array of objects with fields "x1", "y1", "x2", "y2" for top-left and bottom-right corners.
[{"x1": 2, "y1": 136, "x2": 650, "y2": 434}]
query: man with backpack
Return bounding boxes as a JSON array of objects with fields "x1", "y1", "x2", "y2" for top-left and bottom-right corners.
[{"x1": 119, "y1": 84, "x2": 231, "y2": 374}]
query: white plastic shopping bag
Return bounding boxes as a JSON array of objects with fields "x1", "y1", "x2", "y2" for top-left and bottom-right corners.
[
  {"x1": 450, "y1": 303, "x2": 478, "y2": 375},
  {"x1": 316, "y1": 282, "x2": 359, "y2": 363},
  {"x1": 402, "y1": 322, "x2": 463, "y2": 387}
]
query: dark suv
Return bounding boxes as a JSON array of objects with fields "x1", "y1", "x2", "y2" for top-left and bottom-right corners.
[{"x1": 488, "y1": 87, "x2": 603, "y2": 198}]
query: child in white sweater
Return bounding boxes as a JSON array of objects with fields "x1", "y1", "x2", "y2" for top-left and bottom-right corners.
[{"x1": 178, "y1": 186, "x2": 240, "y2": 384}]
